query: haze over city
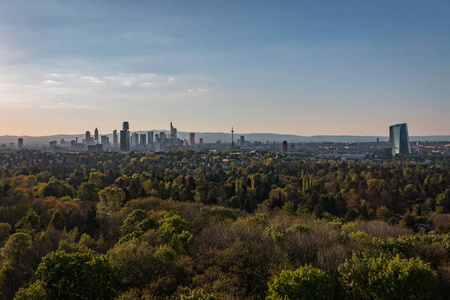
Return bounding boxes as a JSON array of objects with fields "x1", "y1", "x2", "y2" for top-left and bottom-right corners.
[{"x1": 0, "y1": 1, "x2": 449, "y2": 136}]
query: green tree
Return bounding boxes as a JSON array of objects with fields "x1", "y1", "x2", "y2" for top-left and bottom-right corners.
[
  {"x1": 97, "y1": 187, "x2": 125, "y2": 221},
  {"x1": 77, "y1": 182, "x2": 99, "y2": 202},
  {"x1": 15, "y1": 210, "x2": 40, "y2": 232},
  {"x1": 158, "y1": 214, "x2": 189, "y2": 243},
  {"x1": 0, "y1": 264, "x2": 28, "y2": 300},
  {"x1": 33, "y1": 251, "x2": 114, "y2": 300},
  {"x1": 376, "y1": 206, "x2": 394, "y2": 220},
  {"x1": 267, "y1": 265, "x2": 334, "y2": 300},
  {"x1": 120, "y1": 209, "x2": 156, "y2": 236},
  {"x1": 169, "y1": 230, "x2": 194, "y2": 255},
  {"x1": 2, "y1": 232, "x2": 36, "y2": 269},
  {"x1": 42, "y1": 179, "x2": 66, "y2": 198},
  {"x1": 0, "y1": 222, "x2": 12, "y2": 243},
  {"x1": 339, "y1": 253, "x2": 438, "y2": 300},
  {"x1": 13, "y1": 280, "x2": 48, "y2": 300},
  {"x1": 181, "y1": 288, "x2": 216, "y2": 300},
  {"x1": 48, "y1": 211, "x2": 65, "y2": 230},
  {"x1": 436, "y1": 189, "x2": 450, "y2": 211},
  {"x1": 0, "y1": 233, "x2": 36, "y2": 299},
  {"x1": 107, "y1": 241, "x2": 158, "y2": 290}
]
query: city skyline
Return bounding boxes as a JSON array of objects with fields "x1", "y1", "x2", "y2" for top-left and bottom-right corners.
[{"x1": 0, "y1": 1, "x2": 449, "y2": 136}]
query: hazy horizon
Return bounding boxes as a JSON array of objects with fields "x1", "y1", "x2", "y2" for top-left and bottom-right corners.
[{"x1": 1, "y1": 1, "x2": 449, "y2": 136}]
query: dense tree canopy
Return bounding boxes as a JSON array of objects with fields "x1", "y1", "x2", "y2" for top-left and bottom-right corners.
[{"x1": 0, "y1": 150, "x2": 448, "y2": 299}]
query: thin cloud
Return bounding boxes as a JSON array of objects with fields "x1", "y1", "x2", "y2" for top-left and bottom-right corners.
[
  {"x1": 81, "y1": 76, "x2": 103, "y2": 84},
  {"x1": 187, "y1": 88, "x2": 208, "y2": 93},
  {"x1": 44, "y1": 80, "x2": 62, "y2": 84}
]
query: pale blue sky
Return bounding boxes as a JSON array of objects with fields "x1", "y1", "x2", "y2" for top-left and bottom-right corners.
[{"x1": 0, "y1": 0, "x2": 449, "y2": 136}]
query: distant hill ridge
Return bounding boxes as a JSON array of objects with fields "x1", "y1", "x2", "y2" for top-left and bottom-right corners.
[{"x1": 1, "y1": 132, "x2": 450, "y2": 145}]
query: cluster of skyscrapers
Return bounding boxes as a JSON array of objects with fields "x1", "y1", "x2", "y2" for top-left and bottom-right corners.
[{"x1": 73, "y1": 121, "x2": 203, "y2": 153}]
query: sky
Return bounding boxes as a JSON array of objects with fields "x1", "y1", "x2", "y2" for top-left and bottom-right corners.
[{"x1": 0, "y1": 0, "x2": 449, "y2": 137}]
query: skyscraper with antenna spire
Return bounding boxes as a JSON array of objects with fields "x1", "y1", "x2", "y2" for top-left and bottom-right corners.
[
  {"x1": 170, "y1": 121, "x2": 177, "y2": 145},
  {"x1": 231, "y1": 127, "x2": 234, "y2": 147},
  {"x1": 94, "y1": 128, "x2": 99, "y2": 143}
]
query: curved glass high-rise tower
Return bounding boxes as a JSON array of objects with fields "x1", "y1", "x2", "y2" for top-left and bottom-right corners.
[{"x1": 389, "y1": 123, "x2": 411, "y2": 156}]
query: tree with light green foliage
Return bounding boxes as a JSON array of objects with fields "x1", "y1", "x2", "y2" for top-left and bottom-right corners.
[
  {"x1": 157, "y1": 213, "x2": 189, "y2": 243},
  {"x1": 120, "y1": 209, "x2": 156, "y2": 236},
  {"x1": 338, "y1": 252, "x2": 438, "y2": 300},
  {"x1": 181, "y1": 288, "x2": 216, "y2": 300},
  {"x1": 266, "y1": 265, "x2": 334, "y2": 300},
  {"x1": 97, "y1": 187, "x2": 125, "y2": 221},
  {"x1": 14, "y1": 280, "x2": 47, "y2": 300}
]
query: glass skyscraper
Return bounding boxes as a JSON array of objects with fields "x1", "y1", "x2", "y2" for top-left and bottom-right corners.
[
  {"x1": 389, "y1": 123, "x2": 411, "y2": 156},
  {"x1": 120, "y1": 121, "x2": 130, "y2": 152}
]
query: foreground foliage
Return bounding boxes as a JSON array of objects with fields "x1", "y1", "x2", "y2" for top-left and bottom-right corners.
[{"x1": 0, "y1": 150, "x2": 449, "y2": 299}]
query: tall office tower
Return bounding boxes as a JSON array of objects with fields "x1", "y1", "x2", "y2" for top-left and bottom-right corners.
[
  {"x1": 189, "y1": 133, "x2": 195, "y2": 146},
  {"x1": 101, "y1": 135, "x2": 109, "y2": 146},
  {"x1": 113, "y1": 130, "x2": 118, "y2": 148},
  {"x1": 231, "y1": 127, "x2": 234, "y2": 147},
  {"x1": 240, "y1": 136, "x2": 245, "y2": 146},
  {"x1": 169, "y1": 122, "x2": 177, "y2": 141},
  {"x1": 18, "y1": 138, "x2": 23, "y2": 149},
  {"x1": 120, "y1": 121, "x2": 130, "y2": 152},
  {"x1": 159, "y1": 132, "x2": 166, "y2": 141},
  {"x1": 132, "y1": 132, "x2": 139, "y2": 147},
  {"x1": 282, "y1": 141, "x2": 288, "y2": 152},
  {"x1": 86, "y1": 131, "x2": 91, "y2": 141},
  {"x1": 120, "y1": 130, "x2": 129, "y2": 151},
  {"x1": 147, "y1": 131, "x2": 154, "y2": 145},
  {"x1": 140, "y1": 134, "x2": 146, "y2": 147},
  {"x1": 199, "y1": 138, "x2": 203, "y2": 146},
  {"x1": 96, "y1": 144, "x2": 103, "y2": 153},
  {"x1": 389, "y1": 123, "x2": 411, "y2": 156},
  {"x1": 94, "y1": 128, "x2": 99, "y2": 142}
]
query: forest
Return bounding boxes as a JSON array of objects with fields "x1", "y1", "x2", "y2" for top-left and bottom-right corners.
[{"x1": 0, "y1": 149, "x2": 449, "y2": 299}]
